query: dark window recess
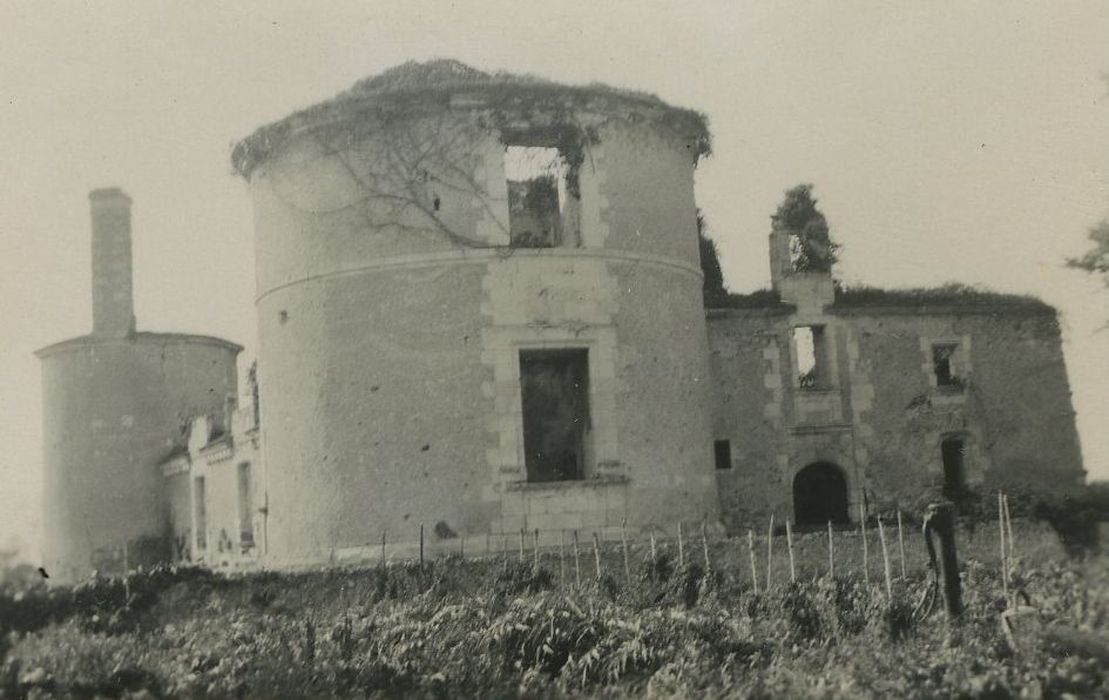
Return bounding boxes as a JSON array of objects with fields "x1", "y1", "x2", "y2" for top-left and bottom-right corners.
[
  {"x1": 506, "y1": 146, "x2": 565, "y2": 248},
  {"x1": 519, "y1": 349, "x2": 591, "y2": 482},
  {"x1": 933, "y1": 343, "x2": 959, "y2": 387},
  {"x1": 941, "y1": 437, "x2": 965, "y2": 498},
  {"x1": 714, "y1": 440, "x2": 733, "y2": 470}
]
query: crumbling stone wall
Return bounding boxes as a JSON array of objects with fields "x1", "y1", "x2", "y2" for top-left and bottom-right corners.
[{"x1": 707, "y1": 302, "x2": 1084, "y2": 531}]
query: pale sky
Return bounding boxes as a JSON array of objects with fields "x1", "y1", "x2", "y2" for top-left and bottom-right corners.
[{"x1": 2, "y1": 1, "x2": 1107, "y2": 557}]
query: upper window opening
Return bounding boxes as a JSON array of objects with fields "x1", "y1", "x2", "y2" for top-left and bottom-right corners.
[
  {"x1": 505, "y1": 146, "x2": 574, "y2": 248},
  {"x1": 932, "y1": 343, "x2": 961, "y2": 389},
  {"x1": 713, "y1": 440, "x2": 733, "y2": 470},
  {"x1": 793, "y1": 325, "x2": 828, "y2": 390},
  {"x1": 519, "y1": 348, "x2": 591, "y2": 483}
]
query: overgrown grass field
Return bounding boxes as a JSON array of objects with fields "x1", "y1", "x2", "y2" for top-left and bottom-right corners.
[{"x1": 2, "y1": 521, "x2": 1107, "y2": 699}]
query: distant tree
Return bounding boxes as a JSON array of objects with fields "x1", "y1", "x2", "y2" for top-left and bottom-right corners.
[
  {"x1": 773, "y1": 184, "x2": 840, "y2": 273},
  {"x1": 1067, "y1": 218, "x2": 1109, "y2": 287},
  {"x1": 697, "y1": 210, "x2": 727, "y2": 302}
]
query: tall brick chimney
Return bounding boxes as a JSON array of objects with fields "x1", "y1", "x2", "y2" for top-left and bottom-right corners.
[{"x1": 90, "y1": 188, "x2": 136, "y2": 337}]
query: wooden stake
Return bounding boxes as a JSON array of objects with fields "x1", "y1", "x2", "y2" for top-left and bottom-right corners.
[
  {"x1": 460, "y1": 535, "x2": 465, "y2": 560},
  {"x1": 380, "y1": 530, "x2": 387, "y2": 569},
  {"x1": 533, "y1": 529, "x2": 540, "y2": 572},
  {"x1": 827, "y1": 521, "x2": 835, "y2": 579},
  {"x1": 1003, "y1": 493, "x2": 1016, "y2": 560},
  {"x1": 677, "y1": 522, "x2": 685, "y2": 567},
  {"x1": 766, "y1": 514, "x2": 774, "y2": 591},
  {"x1": 649, "y1": 531, "x2": 658, "y2": 582},
  {"x1": 559, "y1": 530, "x2": 566, "y2": 589},
  {"x1": 785, "y1": 520, "x2": 795, "y2": 583},
  {"x1": 519, "y1": 528, "x2": 525, "y2": 563},
  {"x1": 701, "y1": 520, "x2": 712, "y2": 576},
  {"x1": 419, "y1": 523, "x2": 425, "y2": 571},
  {"x1": 859, "y1": 502, "x2": 870, "y2": 589},
  {"x1": 573, "y1": 530, "x2": 582, "y2": 588},
  {"x1": 999, "y1": 491, "x2": 1009, "y2": 602},
  {"x1": 621, "y1": 520, "x2": 631, "y2": 586},
  {"x1": 122, "y1": 542, "x2": 130, "y2": 602},
  {"x1": 896, "y1": 509, "x2": 907, "y2": 580},
  {"x1": 747, "y1": 530, "x2": 759, "y2": 594},
  {"x1": 592, "y1": 532, "x2": 602, "y2": 579},
  {"x1": 878, "y1": 516, "x2": 893, "y2": 600}
]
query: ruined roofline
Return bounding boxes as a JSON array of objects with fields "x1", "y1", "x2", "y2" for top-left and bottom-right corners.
[
  {"x1": 704, "y1": 284, "x2": 1057, "y2": 316},
  {"x1": 231, "y1": 59, "x2": 711, "y2": 178},
  {"x1": 35, "y1": 331, "x2": 244, "y2": 359},
  {"x1": 830, "y1": 284, "x2": 1056, "y2": 314}
]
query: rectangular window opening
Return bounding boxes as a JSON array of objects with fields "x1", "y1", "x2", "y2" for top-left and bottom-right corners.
[
  {"x1": 714, "y1": 440, "x2": 733, "y2": 470},
  {"x1": 941, "y1": 437, "x2": 965, "y2": 498},
  {"x1": 193, "y1": 476, "x2": 207, "y2": 551},
  {"x1": 505, "y1": 145, "x2": 573, "y2": 248},
  {"x1": 519, "y1": 348, "x2": 591, "y2": 483},
  {"x1": 932, "y1": 343, "x2": 961, "y2": 389},
  {"x1": 237, "y1": 462, "x2": 254, "y2": 548},
  {"x1": 793, "y1": 325, "x2": 827, "y2": 390}
]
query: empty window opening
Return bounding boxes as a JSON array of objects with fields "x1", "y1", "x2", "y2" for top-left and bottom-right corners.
[
  {"x1": 505, "y1": 146, "x2": 569, "y2": 248},
  {"x1": 714, "y1": 440, "x2": 733, "y2": 470},
  {"x1": 792, "y1": 461, "x2": 850, "y2": 527},
  {"x1": 793, "y1": 325, "x2": 828, "y2": 389},
  {"x1": 193, "y1": 476, "x2": 207, "y2": 551},
  {"x1": 237, "y1": 462, "x2": 254, "y2": 548},
  {"x1": 519, "y1": 349, "x2": 591, "y2": 483},
  {"x1": 932, "y1": 343, "x2": 960, "y2": 388},
  {"x1": 941, "y1": 437, "x2": 966, "y2": 498}
]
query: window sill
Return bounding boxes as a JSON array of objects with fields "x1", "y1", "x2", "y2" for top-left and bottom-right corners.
[{"x1": 505, "y1": 475, "x2": 629, "y2": 492}]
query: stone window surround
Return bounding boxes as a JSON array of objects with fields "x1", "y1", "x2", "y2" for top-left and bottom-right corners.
[
  {"x1": 477, "y1": 137, "x2": 609, "y2": 249},
  {"x1": 787, "y1": 321, "x2": 840, "y2": 391},
  {"x1": 485, "y1": 328, "x2": 622, "y2": 492}
]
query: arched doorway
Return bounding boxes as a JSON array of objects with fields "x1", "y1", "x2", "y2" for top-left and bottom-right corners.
[{"x1": 793, "y1": 462, "x2": 849, "y2": 526}]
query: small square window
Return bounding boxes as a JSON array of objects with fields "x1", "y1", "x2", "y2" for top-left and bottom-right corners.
[{"x1": 713, "y1": 440, "x2": 732, "y2": 470}]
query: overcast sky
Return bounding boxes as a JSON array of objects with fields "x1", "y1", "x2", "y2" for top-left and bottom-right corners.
[{"x1": 2, "y1": 1, "x2": 1107, "y2": 556}]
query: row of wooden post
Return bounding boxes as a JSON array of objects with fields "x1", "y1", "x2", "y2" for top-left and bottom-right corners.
[{"x1": 378, "y1": 510, "x2": 915, "y2": 600}]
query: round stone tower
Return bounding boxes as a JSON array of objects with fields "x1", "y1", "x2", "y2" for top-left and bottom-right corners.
[
  {"x1": 37, "y1": 189, "x2": 241, "y2": 581},
  {"x1": 233, "y1": 60, "x2": 719, "y2": 565}
]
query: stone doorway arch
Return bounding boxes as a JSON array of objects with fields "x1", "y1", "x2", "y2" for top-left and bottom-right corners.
[{"x1": 793, "y1": 461, "x2": 850, "y2": 526}]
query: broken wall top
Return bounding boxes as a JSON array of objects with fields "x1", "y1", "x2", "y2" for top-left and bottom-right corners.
[{"x1": 232, "y1": 59, "x2": 711, "y2": 178}]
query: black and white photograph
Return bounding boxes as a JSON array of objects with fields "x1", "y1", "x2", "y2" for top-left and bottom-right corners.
[{"x1": 1, "y1": 2, "x2": 1108, "y2": 697}]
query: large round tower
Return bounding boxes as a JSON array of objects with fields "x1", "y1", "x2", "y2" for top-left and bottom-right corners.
[
  {"x1": 233, "y1": 61, "x2": 718, "y2": 565},
  {"x1": 36, "y1": 189, "x2": 241, "y2": 581}
]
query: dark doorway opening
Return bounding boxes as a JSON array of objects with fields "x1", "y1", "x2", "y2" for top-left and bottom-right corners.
[
  {"x1": 941, "y1": 437, "x2": 966, "y2": 499},
  {"x1": 793, "y1": 461, "x2": 849, "y2": 526},
  {"x1": 519, "y1": 349, "x2": 591, "y2": 483}
]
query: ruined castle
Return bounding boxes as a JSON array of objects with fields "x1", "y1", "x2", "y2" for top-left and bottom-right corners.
[{"x1": 38, "y1": 61, "x2": 1084, "y2": 580}]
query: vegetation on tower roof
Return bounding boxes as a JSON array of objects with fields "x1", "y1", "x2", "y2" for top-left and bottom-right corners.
[{"x1": 232, "y1": 59, "x2": 711, "y2": 178}]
